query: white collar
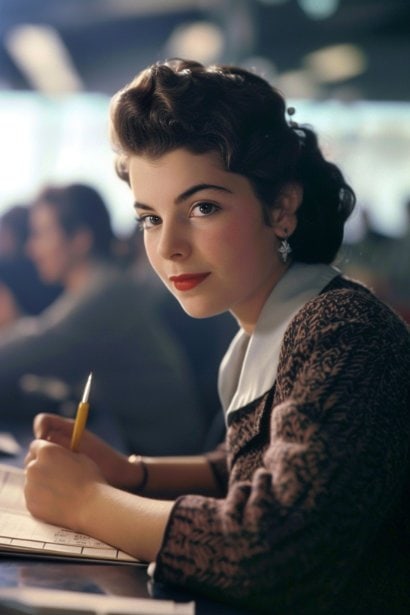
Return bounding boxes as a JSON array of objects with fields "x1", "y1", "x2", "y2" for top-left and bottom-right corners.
[{"x1": 218, "y1": 262, "x2": 340, "y2": 417}]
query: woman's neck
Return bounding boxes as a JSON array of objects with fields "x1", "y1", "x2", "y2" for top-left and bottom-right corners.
[{"x1": 232, "y1": 262, "x2": 290, "y2": 335}]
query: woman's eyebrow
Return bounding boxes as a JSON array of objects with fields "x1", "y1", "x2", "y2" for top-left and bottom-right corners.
[
  {"x1": 175, "y1": 183, "x2": 233, "y2": 204},
  {"x1": 134, "y1": 183, "x2": 233, "y2": 212},
  {"x1": 134, "y1": 202, "x2": 153, "y2": 212}
]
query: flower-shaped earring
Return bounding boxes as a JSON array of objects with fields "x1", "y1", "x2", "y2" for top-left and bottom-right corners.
[{"x1": 278, "y1": 233, "x2": 292, "y2": 263}]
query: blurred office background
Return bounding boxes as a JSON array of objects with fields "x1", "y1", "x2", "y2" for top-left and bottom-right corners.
[{"x1": 0, "y1": 0, "x2": 409, "y2": 315}]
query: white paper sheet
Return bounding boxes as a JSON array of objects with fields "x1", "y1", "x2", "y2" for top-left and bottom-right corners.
[{"x1": 0, "y1": 463, "x2": 138, "y2": 563}]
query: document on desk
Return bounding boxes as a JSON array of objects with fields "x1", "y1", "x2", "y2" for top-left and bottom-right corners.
[
  {"x1": 0, "y1": 463, "x2": 140, "y2": 564},
  {"x1": 0, "y1": 587, "x2": 195, "y2": 614}
]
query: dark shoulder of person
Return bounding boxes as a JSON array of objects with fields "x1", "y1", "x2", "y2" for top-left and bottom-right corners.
[{"x1": 0, "y1": 257, "x2": 62, "y2": 316}]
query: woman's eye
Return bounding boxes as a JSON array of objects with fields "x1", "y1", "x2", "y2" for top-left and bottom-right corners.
[
  {"x1": 191, "y1": 202, "x2": 219, "y2": 217},
  {"x1": 135, "y1": 215, "x2": 161, "y2": 230}
]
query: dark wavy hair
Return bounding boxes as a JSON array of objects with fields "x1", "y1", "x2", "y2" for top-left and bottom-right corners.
[
  {"x1": 110, "y1": 58, "x2": 355, "y2": 263},
  {"x1": 33, "y1": 183, "x2": 114, "y2": 258}
]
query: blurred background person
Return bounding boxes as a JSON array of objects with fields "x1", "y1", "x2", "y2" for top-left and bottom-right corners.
[
  {"x1": 0, "y1": 204, "x2": 30, "y2": 259},
  {"x1": 0, "y1": 182, "x2": 206, "y2": 456},
  {"x1": 0, "y1": 258, "x2": 58, "y2": 327},
  {"x1": 0, "y1": 204, "x2": 62, "y2": 324}
]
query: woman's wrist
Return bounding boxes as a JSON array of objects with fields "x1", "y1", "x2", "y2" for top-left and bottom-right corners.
[{"x1": 127, "y1": 454, "x2": 149, "y2": 493}]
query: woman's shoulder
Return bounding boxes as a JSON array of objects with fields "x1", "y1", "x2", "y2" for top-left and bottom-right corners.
[
  {"x1": 305, "y1": 274, "x2": 405, "y2": 323},
  {"x1": 287, "y1": 273, "x2": 410, "y2": 349}
]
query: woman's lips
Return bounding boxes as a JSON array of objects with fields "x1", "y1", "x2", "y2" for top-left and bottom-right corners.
[{"x1": 169, "y1": 273, "x2": 210, "y2": 291}]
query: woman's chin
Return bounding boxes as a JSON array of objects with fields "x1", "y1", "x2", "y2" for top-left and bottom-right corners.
[{"x1": 176, "y1": 297, "x2": 226, "y2": 320}]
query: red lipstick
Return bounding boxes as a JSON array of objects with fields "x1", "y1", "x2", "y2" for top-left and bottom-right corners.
[{"x1": 169, "y1": 273, "x2": 210, "y2": 291}]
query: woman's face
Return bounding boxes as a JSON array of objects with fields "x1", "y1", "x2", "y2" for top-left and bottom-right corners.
[
  {"x1": 28, "y1": 204, "x2": 77, "y2": 285},
  {"x1": 129, "y1": 148, "x2": 285, "y2": 332}
]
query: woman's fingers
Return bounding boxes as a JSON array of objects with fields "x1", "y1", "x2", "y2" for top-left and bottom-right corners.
[
  {"x1": 33, "y1": 412, "x2": 74, "y2": 441},
  {"x1": 24, "y1": 439, "x2": 103, "y2": 530},
  {"x1": 31, "y1": 413, "x2": 130, "y2": 489},
  {"x1": 25, "y1": 438, "x2": 55, "y2": 466}
]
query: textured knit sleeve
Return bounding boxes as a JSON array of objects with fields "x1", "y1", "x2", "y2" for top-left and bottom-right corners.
[{"x1": 153, "y1": 288, "x2": 410, "y2": 613}]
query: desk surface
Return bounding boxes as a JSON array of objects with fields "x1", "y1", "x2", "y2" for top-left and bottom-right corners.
[{"x1": 0, "y1": 557, "x2": 248, "y2": 615}]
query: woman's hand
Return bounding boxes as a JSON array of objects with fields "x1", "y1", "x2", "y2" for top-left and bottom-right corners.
[
  {"x1": 24, "y1": 437, "x2": 174, "y2": 562},
  {"x1": 30, "y1": 413, "x2": 145, "y2": 491},
  {"x1": 24, "y1": 439, "x2": 104, "y2": 532},
  {"x1": 24, "y1": 440, "x2": 173, "y2": 561}
]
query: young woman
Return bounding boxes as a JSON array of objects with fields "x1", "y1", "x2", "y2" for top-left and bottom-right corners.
[{"x1": 24, "y1": 60, "x2": 410, "y2": 614}]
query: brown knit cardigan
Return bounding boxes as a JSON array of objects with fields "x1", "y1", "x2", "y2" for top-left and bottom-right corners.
[{"x1": 154, "y1": 276, "x2": 410, "y2": 614}]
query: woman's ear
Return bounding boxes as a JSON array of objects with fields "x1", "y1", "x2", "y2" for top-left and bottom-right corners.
[{"x1": 270, "y1": 183, "x2": 303, "y2": 238}]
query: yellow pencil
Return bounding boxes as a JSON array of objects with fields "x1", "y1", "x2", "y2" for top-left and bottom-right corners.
[{"x1": 70, "y1": 373, "x2": 92, "y2": 452}]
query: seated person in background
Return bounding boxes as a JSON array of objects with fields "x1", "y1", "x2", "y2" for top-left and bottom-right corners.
[
  {"x1": 0, "y1": 204, "x2": 62, "y2": 321},
  {"x1": 0, "y1": 204, "x2": 31, "y2": 259},
  {"x1": 0, "y1": 259, "x2": 59, "y2": 327},
  {"x1": 0, "y1": 182, "x2": 205, "y2": 456}
]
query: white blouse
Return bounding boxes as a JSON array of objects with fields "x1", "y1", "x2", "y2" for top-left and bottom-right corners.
[{"x1": 218, "y1": 262, "x2": 340, "y2": 417}]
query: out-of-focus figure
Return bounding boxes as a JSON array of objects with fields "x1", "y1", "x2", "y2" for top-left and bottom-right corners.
[
  {"x1": 0, "y1": 205, "x2": 29, "y2": 259},
  {"x1": 0, "y1": 183, "x2": 206, "y2": 455},
  {"x1": 0, "y1": 204, "x2": 62, "y2": 326}
]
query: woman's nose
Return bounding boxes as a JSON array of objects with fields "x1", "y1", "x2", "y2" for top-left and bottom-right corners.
[{"x1": 157, "y1": 221, "x2": 191, "y2": 260}]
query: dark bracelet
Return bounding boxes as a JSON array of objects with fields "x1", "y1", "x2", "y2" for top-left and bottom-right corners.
[{"x1": 128, "y1": 454, "x2": 149, "y2": 493}]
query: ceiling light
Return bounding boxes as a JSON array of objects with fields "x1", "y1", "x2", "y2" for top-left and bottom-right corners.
[
  {"x1": 167, "y1": 21, "x2": 224, "y2": 65},
  {"x1": 5, "y1": 25, "x2": 82, "y2": 95},
  {"x1": 304, "y1": 44, "x2": 367, "y2": 83},
  {"x1": 297, "y1": 0, "x2": 340, "y2": 20},
  {"x1": 277, "y1": 69, "x2": 320, "y2": 99}
]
